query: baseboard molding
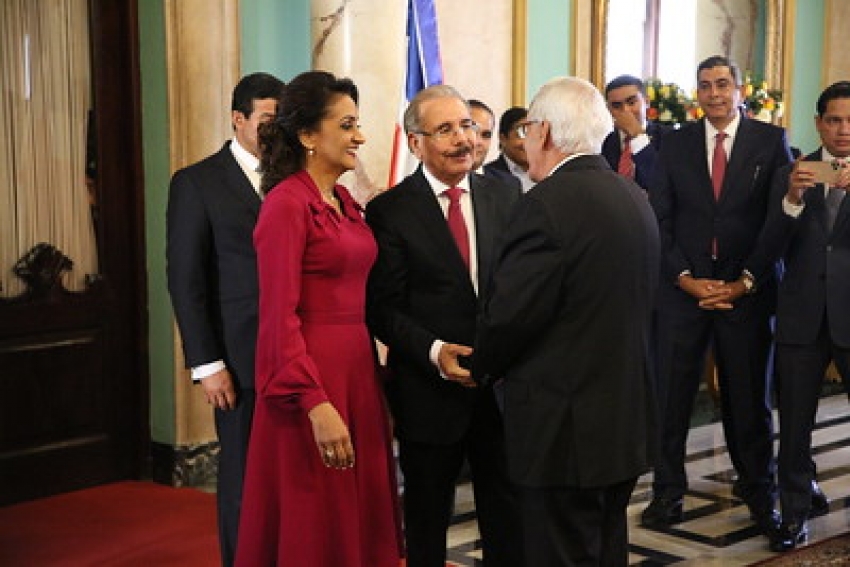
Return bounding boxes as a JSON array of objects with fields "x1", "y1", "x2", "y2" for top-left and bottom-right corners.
[{"x1": 150, "y1": 441, "x2": 219, "y2": 487}]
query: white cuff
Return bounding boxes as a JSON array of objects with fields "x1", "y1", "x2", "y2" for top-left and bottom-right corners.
[
  {"x1": 191, "y1": 360, "x2": 226, "y2": 381},
  {"x1": 429, "y1": 340, "x2": 449, "y2": 380},
  {"x1": 782, "y1": 196, "x2": 805, "y2": 218}
]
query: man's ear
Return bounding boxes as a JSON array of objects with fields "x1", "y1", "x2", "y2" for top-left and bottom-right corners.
[{"x1": 407, "y1": 132, "x2": 422, "y2": 159}]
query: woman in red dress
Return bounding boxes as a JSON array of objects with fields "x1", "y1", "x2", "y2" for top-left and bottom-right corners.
[{"x1": 235, "y1": 71, "x2": 402, "y2": 567}]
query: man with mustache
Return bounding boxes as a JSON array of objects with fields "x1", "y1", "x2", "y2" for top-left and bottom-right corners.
[{"x1": 366, "y1": 85, "x2": 522, "y2": 567}]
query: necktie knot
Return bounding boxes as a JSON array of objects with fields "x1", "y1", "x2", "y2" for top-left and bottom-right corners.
[
  {"x1": 715, "y1": 131, "x2": 727, "y2": 145},
  {"x1": 444, "y1": 186, "x2": 463, "y2": 203}
]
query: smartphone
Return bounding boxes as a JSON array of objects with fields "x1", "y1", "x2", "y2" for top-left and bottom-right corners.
[{"x1": 799, "y1": 161, "x2": 843, "y2": 185}]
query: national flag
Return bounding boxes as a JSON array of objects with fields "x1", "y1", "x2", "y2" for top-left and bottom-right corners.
[{"x1": 387, "y1": 0, "x2": 443, "y2": 188}]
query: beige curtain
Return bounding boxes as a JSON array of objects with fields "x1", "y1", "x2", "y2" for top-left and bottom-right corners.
[{"x1": 0, "y1": 0, "x2": 97, "y2": 297}]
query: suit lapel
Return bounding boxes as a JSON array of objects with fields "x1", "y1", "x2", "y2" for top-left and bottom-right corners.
[
  {"x1": 407, "y1": 171, "x2": 473, "y2": 281},
  {"x1": 218, "y1": 143, "x2": 261, "y2": 217},
  {"x1": 687, "y1": 121, "x2": 716, "y2": 208},
  {"x1": 470, "y1": 175, "x2": 497, "y2": 297}
]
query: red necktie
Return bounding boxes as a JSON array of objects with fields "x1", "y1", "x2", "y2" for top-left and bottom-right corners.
[
  {"x1": 711, "y1": 132, "x2": 727, "y2": 200},
  {"x1": 618, "y1": 136, "x2": 634, "y2": 178},
  {"x1": 444, "y1": 187, "x2": 470, "y2": 269},
  {"x1": 711, "y1": 131, "x2": 728, "y2": 257}
]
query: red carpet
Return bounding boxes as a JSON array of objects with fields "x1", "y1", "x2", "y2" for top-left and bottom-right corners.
[{"x1": 0, "y1": 481, "x2": 219, "y2": 566}]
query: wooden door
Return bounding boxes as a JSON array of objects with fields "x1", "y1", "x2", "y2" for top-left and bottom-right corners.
[{"x1": 0, "y1": 0, "x2": 147, "y2": 505}]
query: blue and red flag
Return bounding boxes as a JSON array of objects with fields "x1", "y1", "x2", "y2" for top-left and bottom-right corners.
[{"x1": 387, "y1": 0, "x2": 444, "y2": 187}]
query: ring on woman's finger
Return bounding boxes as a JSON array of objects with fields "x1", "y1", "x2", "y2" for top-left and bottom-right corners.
[{"x1": 324, "y1": 448, "x2": 334, "y2": 458}]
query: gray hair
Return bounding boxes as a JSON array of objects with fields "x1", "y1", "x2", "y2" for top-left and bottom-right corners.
[
  {"x1": 403, "y1": 84, "x2": 469, "y2": 134},
  {"x1": 528, "y1": 76, "x2": 613, "y2": 155}
]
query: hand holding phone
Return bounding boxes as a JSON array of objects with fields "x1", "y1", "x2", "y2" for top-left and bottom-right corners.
[{"x1": 798, "y1": 160, "x2": 843, "y2": 185}]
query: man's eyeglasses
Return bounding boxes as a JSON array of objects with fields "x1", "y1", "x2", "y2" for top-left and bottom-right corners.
[
  {"x1": 515, "y1": 120, "x2": 541, "y2": 140},
  {"x1": 417, "y1": 120, "x2": 480, "y2": 141}
]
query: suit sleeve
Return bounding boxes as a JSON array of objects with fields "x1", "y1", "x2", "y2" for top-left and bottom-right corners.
[
  {"x1": 650, "y1": 145, "x2": 692, "y2": 283},
  {"x1": 743, "y1": 131, "x2": 794, "y2": 282},
  {"x1": 475, "y1": 196, "x2": 564, "y2": 377},
  {"x1": 253, "y1": 192, "x2": 328, "y2": 411},
  {"x1": 366, "y1": 200, "x2": 439, "y2": 369},
  {"x1": 166, "y1": 168, "x2": 222, "y2": 368}
]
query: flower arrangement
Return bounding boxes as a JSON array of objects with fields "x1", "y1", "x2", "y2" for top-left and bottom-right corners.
[
  {"x1": 645, "y1": 79, "x2": 701, "y2": 126},
  {"x1": 743, "y1": 74, "x2": 783, "y2": 123}
]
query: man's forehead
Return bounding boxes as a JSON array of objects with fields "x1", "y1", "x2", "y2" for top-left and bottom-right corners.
[
  {"x1": 698, "y1": 67, "x2": 734, "y2": 82},
  {"x1": 420, "y1": 97, "x2": 469, "y2": 124},
  {"x1": 607, "y1": 85, "x2": 641, "y2": 103}
]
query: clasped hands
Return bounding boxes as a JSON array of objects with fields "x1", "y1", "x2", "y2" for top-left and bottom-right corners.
[{"x1": 678, "y1": 274, "x2": 748, "y2": 310}]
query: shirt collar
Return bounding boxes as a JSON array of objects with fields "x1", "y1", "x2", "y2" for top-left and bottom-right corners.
[
  {"x1": 230, "y1": 137, "x2": 260, "y2": 172},
  {"x1": 705, "y1": 112, "x2": 741, "y2": 142},
  {"x1": 544, "y1": 153, "x2": 590, "y2": 179},
  {"x1": 422, "y1": 165, "x2": 470, "y2": 197}
]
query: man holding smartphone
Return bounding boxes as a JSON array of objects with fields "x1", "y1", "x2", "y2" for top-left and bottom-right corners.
[{"x1": 762, "y1": 80, "x2": 850, "y2": 552}]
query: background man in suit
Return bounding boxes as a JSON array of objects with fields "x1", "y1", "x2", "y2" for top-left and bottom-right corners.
[
  {"x1": 764, "y1": 81, "x2": 850, "y2": 551},
  {"x1": 484, "y1": 106, "x2": 533, "y2": 193},
  {"x1": 602, "y1": 74, "x2": 669, "y2": 191},
  {"x1": 475, "y1": 76, "x2": 659, "y2": 567},
  {"x1": 366, "y1": 85, "x2": 521, "y2": 567},
  {"x1": 468, "y1": 99, "x2": 495, "y2": 173},
  {"x1": 645, "y1": 56, "x2": 792, "y2": 543},
  {"x1": 166, "y1": 72, "x2": 284, "y2": 567}
]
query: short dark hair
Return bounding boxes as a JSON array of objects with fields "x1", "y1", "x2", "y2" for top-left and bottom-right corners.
[
  {"x1": 231, "y1": 72, "x2": 285, "y2": 117},
  {"x1": 605, "y1": 75, "x2": 645, "y2": 97},
  {"x1": 259, "y1": 71, "x2": 358, "y2": 194},
  {"x1": 697, "y1": 55, "x2": 742, "y2": 85},
  {"x1": 816, "y1": 81, "x2": 850, "y2": 117},
  {"x1": 468, "y1": 99, "x2": 494, "y2": 118},
  {"x1": 498, "y1": 106, "x2": 528, "y2": 136}
]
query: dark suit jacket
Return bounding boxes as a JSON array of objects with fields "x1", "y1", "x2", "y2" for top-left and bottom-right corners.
[
  {"x1": 650, "y1": 117, "x2": 792, "y2": 314},
  {"x1": 166, "y1": 142, "x2": 260, "y2": 390},
  {"x1": 764, "y1": 149, "x2": 850, "y2": 347},
  {"x1": 475, "y1": 155, "x2": 660, "y2": 488},
  {"x1": 366, "y1": 168, "x2": 517, "y2": 444},
  {"x1": 483, "y1": 154, "x2": 523, "y2": 193},
  {"x1": 601, "y1": 121, "x2": 670, "y2": 191}
]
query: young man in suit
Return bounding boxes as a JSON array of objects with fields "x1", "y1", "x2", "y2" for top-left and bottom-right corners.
[
  {"x1": 602, "y1": 74, "x2": 669, "y2": 191},
  {"x1": 645, "y1": 56, "x2": 792, "y2": 542},
  {"x1": 765, "y1": 81, "x2": 850, "y2": 551},
  {"x1": 475, "y1": 76, "x2": 659, "y2": 567},
  {"x1": 366, "y1": 85, "x2": 521, "y2": 567},
  {"x1": 166, "y1": 72, "x2": 284, "y2": 567},
  {"x1": 483, "y1": 106, "x2": 533, "y2": 193},
  {"x1": 468, "y1": 99, "x2": 495, "y2": 173}
]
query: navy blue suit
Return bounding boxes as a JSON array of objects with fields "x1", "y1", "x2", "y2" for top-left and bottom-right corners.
[
  {"x1": 166, "y1": 142, "x2": 259, "y2": 567},
  {"x1": 764, "y1": 149, "x2": 850, "y2": 523},
  {"x1": 601, "y1": 121, "x2": 670, "y2": 191},
  {"x1": 483, "y1": 154, "x2": 523, "y2": 194},
  {"x1": 649, "y1": 117, "x2": 792, "y2": 510}
]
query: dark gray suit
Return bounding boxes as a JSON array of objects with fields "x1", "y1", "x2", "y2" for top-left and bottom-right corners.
[
  {"x1": 765, "y1": 149, "x2": 850, "y2": 523},
  {"x1": 366, "y1": 168, "x2": 520, "y2": 567},
  {"x1": 476, "y1": 154, "x2": 659, "y2": 565},
  {"x1": 166, "y1": 142, "x2": 259, "y2": 567},
  {"x1": 601, "y1": 121, "x2": 670, "y2": 191}
]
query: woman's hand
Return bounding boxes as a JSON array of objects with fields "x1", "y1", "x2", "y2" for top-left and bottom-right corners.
[{"x1": 308, "y1": 402, "x2": 355, "y2": 469}]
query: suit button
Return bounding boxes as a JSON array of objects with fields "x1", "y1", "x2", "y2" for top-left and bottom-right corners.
[{"x1": 827, "y1": 245, "x2": 833, "y2": 252}]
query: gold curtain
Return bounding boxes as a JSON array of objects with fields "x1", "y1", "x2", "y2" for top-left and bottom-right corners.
[{"x1": 0, "y1": 0, "x2": 97, "y2": 297}]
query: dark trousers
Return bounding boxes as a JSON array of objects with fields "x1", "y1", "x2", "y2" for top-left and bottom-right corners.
[
  {"x1": 520, "y1": 477, "x2": 638, "y2": 567},
  {"x1": 214, "y1": 389, "x2": 255, "y2": 567},
  {"x1": 653, "y1": 306, "x2": 775, "y2": 505},
  {"x1": 777, "y1": 314, "x2": 850, "y2": 522},
  {"x1": 398, "y1": 392, "x2": 521, "y2": 567}
]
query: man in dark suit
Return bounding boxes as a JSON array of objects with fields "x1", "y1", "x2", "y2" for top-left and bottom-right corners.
[
  {"x1": 764, "y1": 81, "x2": 850, "y2": 551},
  {"x1": 645, "y1": 56, "x2": 792, "y2": 541},
  {"x1": 366, "y1": 85, "x2": 521, "y2": 567},
  {"x1": 483, "y1": 106, "x2": 532, "y2": 193},
  {"x1": 475, "y1": 76, "x2": 659, "y2": 567},
  {"x1": 166, "y1": 72, "x2": 284, "y2": 567},
  {"x1": 602, "y1": 74, "x2": 669, "y2": 191}
]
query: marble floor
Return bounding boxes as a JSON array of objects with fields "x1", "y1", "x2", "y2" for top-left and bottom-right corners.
[{"x1": 444, "y1": 393, "x2": 850, "y2": 566}]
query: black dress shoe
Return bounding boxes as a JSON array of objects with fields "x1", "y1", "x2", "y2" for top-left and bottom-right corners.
[
  {"x1": 769, "y1": 520, "x2": 808, "y2": 552},
  {"x1": 810, "y1": 481, "x2": 829, "y2": 516},
  {"x1": 748, "y1": 504, "x2": 781, "y2": 537},
  {"x1": 641, "y1": 496, "x2": 684, "y2": 526}
]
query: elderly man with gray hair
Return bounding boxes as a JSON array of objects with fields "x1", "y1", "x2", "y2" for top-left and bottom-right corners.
[{"x1": 474, "y1": 76, "x2": 660, "y2": 566}]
